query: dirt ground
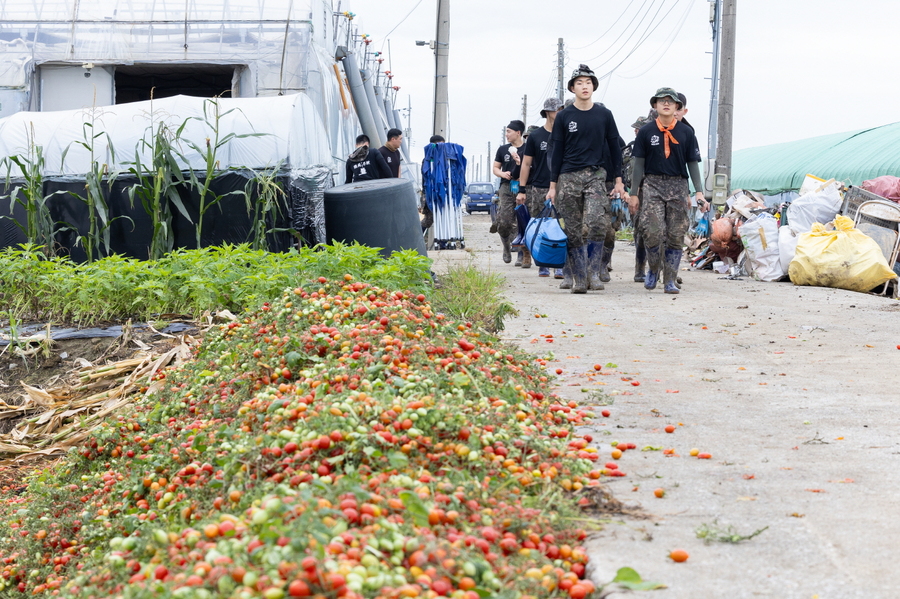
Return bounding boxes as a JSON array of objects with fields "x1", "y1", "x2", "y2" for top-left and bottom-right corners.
[{"x1": 432, "y1": 213, "x2": 900, "y2": 599}]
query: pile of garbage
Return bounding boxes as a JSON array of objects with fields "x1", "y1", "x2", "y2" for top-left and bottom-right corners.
[{"x1": 689, "y1": 175, "x2": 899, "y2": 294}]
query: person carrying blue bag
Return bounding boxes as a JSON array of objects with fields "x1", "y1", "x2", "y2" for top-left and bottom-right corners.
[{"x1": 547, "y1": 64, "x2": 625, "y2": 293}]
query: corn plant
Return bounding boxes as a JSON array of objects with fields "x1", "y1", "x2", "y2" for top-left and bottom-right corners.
[
  {"x1": 2, "y1": 126, "x2": 63, "y2": 256},
  {"x1": 243, "y1": 166, "x2": 287, "y2": 251},
  {"x1": 177, "y1": 98, "x2": 266, "y2": 249},
  {"x1": 61, "y1": 118, "x2": 131, "y2": 262},
  {"x1": 127, "y1": 121, "x2": 191, "y2": 260}
]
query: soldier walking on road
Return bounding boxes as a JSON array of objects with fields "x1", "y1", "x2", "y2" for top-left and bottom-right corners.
[
  {"x1": 628, "y1": 88, "x2": 708, "y2": 294},
  {"x1": 492, "y1": 120, "x2": 526, "y2": 264},
  {"x1": 548, "y1": 64, "x2": 625, "y2": 293},
  {"x1": 517, "y1": 97, "x2": 564, "y2": 277}
]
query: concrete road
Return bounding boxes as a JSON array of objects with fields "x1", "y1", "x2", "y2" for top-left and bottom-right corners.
[{"x1": 432, "y1": 213, "x2": 900, "y2": 599}]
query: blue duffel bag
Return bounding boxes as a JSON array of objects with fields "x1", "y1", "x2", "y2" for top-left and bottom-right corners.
[{"x1": 524, "y1": 200, "x2": 568, "y2": 268}]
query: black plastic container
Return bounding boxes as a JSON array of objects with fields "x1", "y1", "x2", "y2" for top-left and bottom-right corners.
[{"x1": 324, "y1": 178, "x2": 427, "y2": 258}]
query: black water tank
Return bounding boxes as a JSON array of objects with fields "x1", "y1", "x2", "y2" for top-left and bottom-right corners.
[{"x1": 324, "y1": 178, "x2": 427, "y2": 258}]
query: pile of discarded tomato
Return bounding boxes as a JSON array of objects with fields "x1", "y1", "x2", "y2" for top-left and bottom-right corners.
[{"x1": 0, "y1": 276, "x2": 604, "y2": 598}]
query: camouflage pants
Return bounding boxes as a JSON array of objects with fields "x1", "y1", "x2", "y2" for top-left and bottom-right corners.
[
  {"x1": 496, "y1": 181, "x2": 517, "y2": 239},
  {"x1": 555, "y1": 167, "x2": 609, "y2": 248},
  {"x1": 638, "y1": 175, "x2": 689, "y2": 250},
  {"x1": 526, "y1": 186, "x2": 550, "y2": 219}
]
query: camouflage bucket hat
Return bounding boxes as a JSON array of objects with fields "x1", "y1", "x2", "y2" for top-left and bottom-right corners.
[
  {"x1": 631, "y1": 116, "x2": 651, "y2": 129},
  {"x1": 540, "y1": 97, "x2": 564, "y2": 118},
  {"x1": 650, "y1": 87, "x2": 682, "y2": 108},
  {"x1": 567, "y1": 64, "x2": 599, "y2": 92}
]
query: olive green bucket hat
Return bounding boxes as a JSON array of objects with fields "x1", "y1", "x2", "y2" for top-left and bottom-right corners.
[{"x1": 649, "y1": 87, "x2": 683, "y2": 109}]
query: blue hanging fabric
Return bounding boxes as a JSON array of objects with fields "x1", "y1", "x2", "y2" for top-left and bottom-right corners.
[{"x1": 422, "y1": 142, "x2": 466, "y2": 211}]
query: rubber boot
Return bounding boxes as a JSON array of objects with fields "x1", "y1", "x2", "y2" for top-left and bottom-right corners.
[
  {"x1": 664, "y1": 248, "x2": 683, "y2": 294},
  {"x1": 554, "y1": 268, "x2": 565, "y2": 279},
  {"x1": 644, "y1": 245, "x2": 662, "y2": 290},
  {"x1": 600, "y1": 243, "x2": 614, "y2": 283},
  {"x1": 559, "y1": 260, "x2": 573, "y2": 289},
  {"x1": 586, "y1": 242, "x2": 604, "y2": 291},
  {"x1": 514, "y1": 249, "x2": 523, "y2": 267},
  {"x1": 538, "y1": 266, "x2": 550, "y2": 277},
  {"x1": 501, "y1": 236, "x2": 512, "y2": 264},
  {"x1": 521, "y1": 248, "x2": 532, "y2": 269},
  {"x1": 634, "y1": 243, "x2": 646, "y2": 282},
  {"x1": 570, "y1": 245, "x2": 588, "y2": 294}
]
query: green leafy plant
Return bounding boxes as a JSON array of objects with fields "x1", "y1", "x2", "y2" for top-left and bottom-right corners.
[
  {"x1": 430, "y1": 262, "x2": 518, "y2": 332},
  {"x1": 2, "y1": 126, "x2": 64, "y2": 256},
  {"x1": 61, "y1": 115, "x2": 131, "y2": 262},
  {"x1": 243, "y1": 166, "x2": 287, "y2": 251},
  {"x1": 696, "y1": 520, "x2": 768, "y2": 544},
  {"x1": 177, "y1": 98, "x2": 267, "y2": 249},
  {"x1": 126, "y1": 121, "x2": 191, "y2": 260}
]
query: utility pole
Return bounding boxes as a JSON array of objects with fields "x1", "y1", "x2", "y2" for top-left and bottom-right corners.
[
  {"x1": 433, "y1": 0, "x2": 450, "y2": 138},
  {"x1": 707, "y1": 0, "x2": 721, "y2": 161},
  {"x1": 715, "y1": 0, "x2": 736, "y2": 191},
  {"x1": 557, "y1": 38, "x2": 565, "y2": 102},
  {"x1": 522, "y1": 95, "x2": 527, "y2": 123}
]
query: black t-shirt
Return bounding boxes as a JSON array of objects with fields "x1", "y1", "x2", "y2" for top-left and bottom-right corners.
[
  {"x1": 633, "y1": 120, "x2": 702, "y2": 178},
  {"x1": 549, "y1": 103, "x2": 623, "y2": 182},
  {"x1": 345, "y1": 146, "x2": 392, "y2": 183},
  {"x1": 379, "y1": 146, "x2": 402, "y2": 177},
  {"x1": 522, "y1": 127, "x2": 552, "y2": 189},
  {"x1": 494, "y1": 142, "x2": 525, "y2": 182}
]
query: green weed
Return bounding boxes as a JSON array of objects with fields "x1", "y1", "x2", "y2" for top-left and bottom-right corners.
[
  {"x1": 430, "y1": 262, "x2": 518, "y2": 332},
  {"x1": 696, "y1": 520, "x2": 768, "y2": 544}
]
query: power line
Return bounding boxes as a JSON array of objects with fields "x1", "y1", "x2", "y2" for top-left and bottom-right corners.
[
  {"x1": 583, "y1": 0, "x2": 659, "y2": 64},
  {"x1": 379, "y1": 0, "x2": 426, "y2": 51},
  {"x1": 617, "y1": 0, "x2": 694, "y2": 79},
  {"x1": 568, "y1": 0, "x2": 641, "y2": 51},
  {"x1": 594, "y1": 0, "x2": 686, "y2": 80}
]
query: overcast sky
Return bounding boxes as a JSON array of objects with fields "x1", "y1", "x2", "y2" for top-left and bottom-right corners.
[{"x1": 356, "y1": 0, "x2": 898, "y2": 179}]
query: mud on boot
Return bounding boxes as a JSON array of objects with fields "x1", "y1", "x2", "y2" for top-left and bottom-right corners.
[
  {"x1": 644, "y1": 245, "x2": 662, "y2": 290},
  {"x1": 569, "y1": 245, "x2": 588, "y2": 294},
  {"x1": 664, "y1": 248, "x2": 683, "y2": 294},
  {"x1": 501, "y1": 235, "x2": 512, "y2": 264},
  {"x1": 634, "y1": 243, "x2": 647, "y2": 282},
  {"x1": 586, "y1": 241, "x2": 604, "y2": 290},
  {"x1": 558, "y1": 260, "x2": 573, "y2": 289},
  {"x1": 599, "y1": 242, "x2": 614, "y2": 283}
]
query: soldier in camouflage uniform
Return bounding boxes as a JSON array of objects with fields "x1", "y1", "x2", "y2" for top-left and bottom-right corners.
[
  {"x1": 548, "y1": 65, "x2": 625, "y2": 293},
  {"x1": 492, "y1": 121, "x2": 526, "y2": 264},
  {"x1": 628, "y1": 88, "x2": 708, "y2": 293}
]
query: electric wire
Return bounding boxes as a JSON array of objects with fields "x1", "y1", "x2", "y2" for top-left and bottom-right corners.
[
  {"x1": 617, "y1": 0, "x2": 693, "y2": 79},
  {"x1": 595, "y1": 0, "x2": 686, "y2": 81},
  {"x1": 568, "y1": 0, "x2": 639, "y2": 51},
  {"x1": 581, "y1": 0, "x2": 658, "y2": 64},
  {"x1": 379, "y1": 0, "x2": 426, "y2": 51},
  {"x1": 587, "y1": 0, "x2": 668, "y2": 69}
]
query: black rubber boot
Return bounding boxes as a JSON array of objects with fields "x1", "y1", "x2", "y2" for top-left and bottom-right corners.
[
  {"x1": 501, "y1": 236, "x2": 512, "y2": 263},
  {"x1": 664, "y1": 248, "x2": 683, "y2": 294},
  {"x1": 586, "y1": 241, "x2": 604, "y2": 290},
  {"x1": 644, "y1": 245, "x2": 662, "y2": 290},
  {"x1": 569, "y1": 245, "x2": 588, "y2": 294},
  {"x1": 600, "y1": 242, "x2": 614, "y2": 283},
  {"x1": 559, "y1": 260, "x2": 573, "y2": 289},
  {"x1": 634, "y1": 243, "x2": 647, "y2": 282},
  {"x1": 514, "y1": 249, "x2": 523, "y2": 267}
]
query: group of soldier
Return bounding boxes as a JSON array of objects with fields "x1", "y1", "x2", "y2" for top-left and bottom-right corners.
[{"x1": 491, "y1": 63, "x2": 708, "y2": 294}]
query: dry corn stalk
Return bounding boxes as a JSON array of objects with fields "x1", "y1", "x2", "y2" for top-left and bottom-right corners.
[{"x1": 0, "y1": 335, "x2": 196, "y2": 463}]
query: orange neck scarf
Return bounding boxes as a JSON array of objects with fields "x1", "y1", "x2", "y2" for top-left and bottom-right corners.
[{"x1": 656, "y1": 118, "x2": 679, "y2": 158}]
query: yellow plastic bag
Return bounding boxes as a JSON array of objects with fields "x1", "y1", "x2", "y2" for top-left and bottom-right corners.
[{"x1": 788, "y1": 215, "x2": 897, "y2": 292}]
